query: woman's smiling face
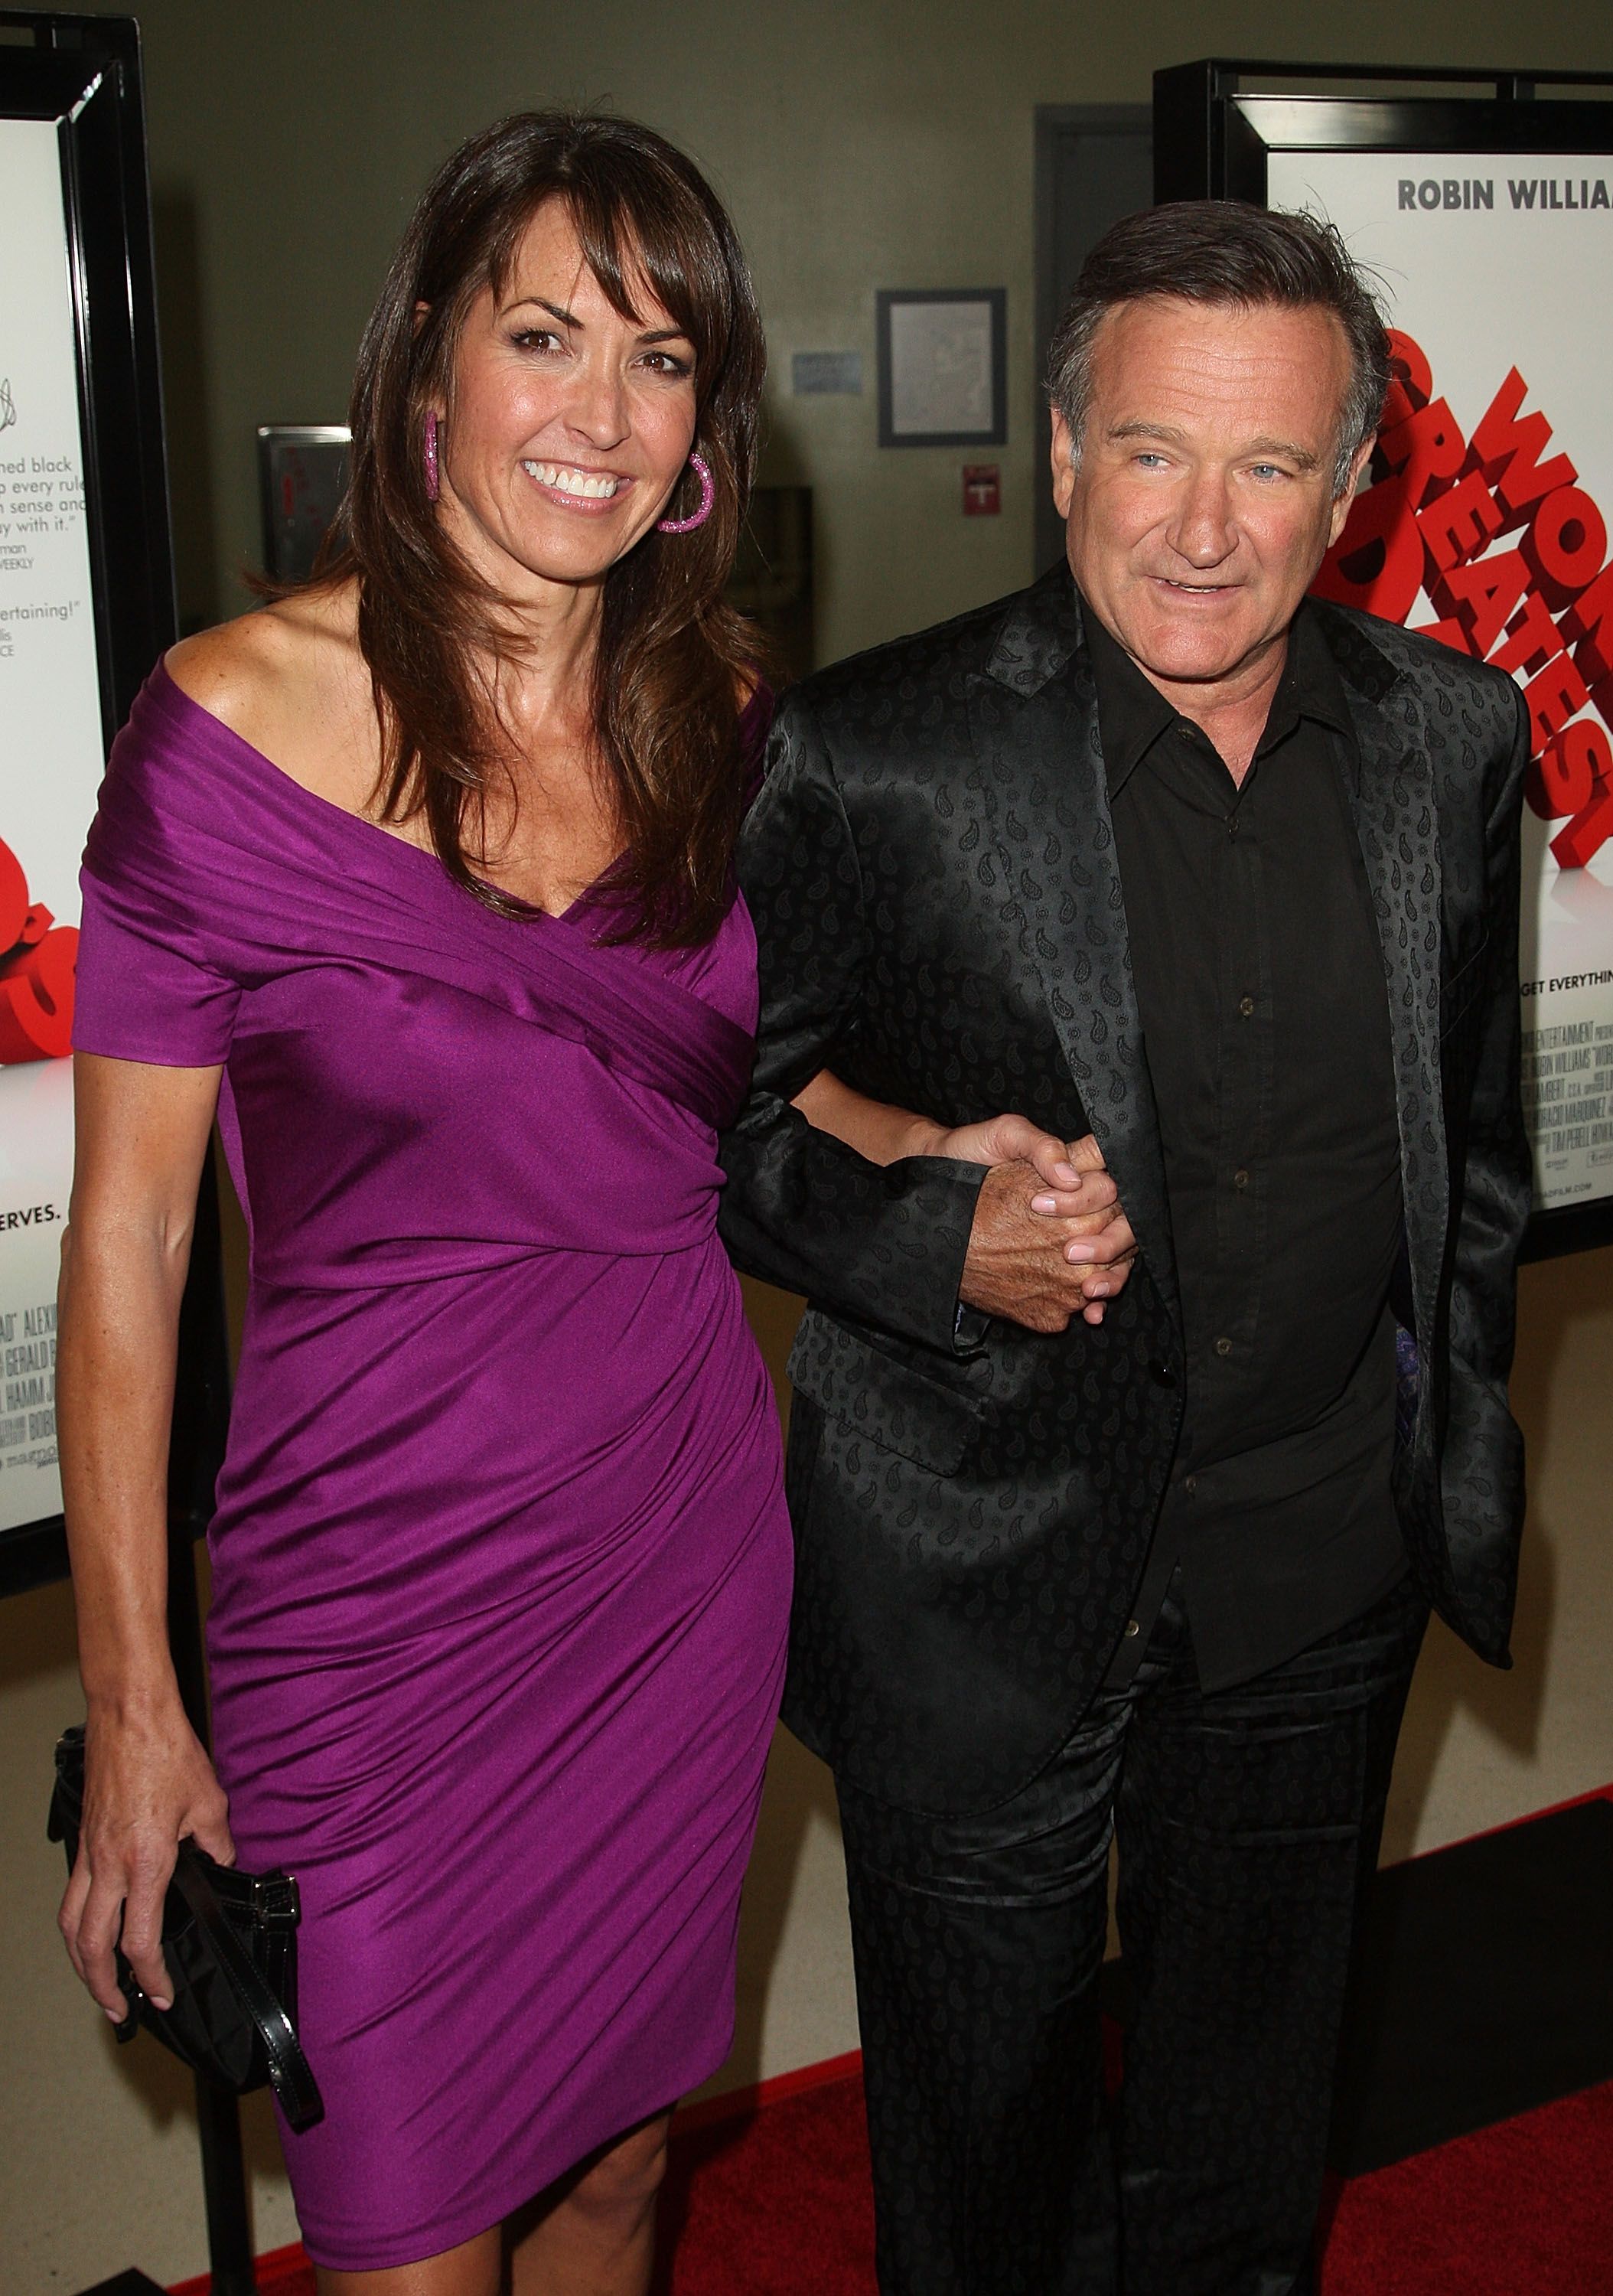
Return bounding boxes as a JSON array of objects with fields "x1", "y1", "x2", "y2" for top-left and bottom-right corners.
[{"x1": 433, "y1": 197, "x2": 699, "y2": 601}]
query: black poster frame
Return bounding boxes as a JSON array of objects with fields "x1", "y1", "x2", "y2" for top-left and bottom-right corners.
[
  {"x1": 0, "y1": 25, "x2": 249, "y2": 2287},
  {"x1": 0, "y1": 11, "x2": 231, "y2": 1596},
  {"x1": 1154, "y1": 59, "x2": 1613, "y2": 1265}
]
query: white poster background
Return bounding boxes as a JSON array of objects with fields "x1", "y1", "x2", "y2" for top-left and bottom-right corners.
[
  {"x1": 1267, "y1": 147, "x2": 1613, "y2": 1215},
  {"x1": 0, "y1": 115, "x2": 104, "y2": 1531}
]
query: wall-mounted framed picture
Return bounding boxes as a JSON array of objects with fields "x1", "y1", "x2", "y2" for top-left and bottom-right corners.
[{"x1": 876, "y1": 288, "x2": 1007, "y2": 449}]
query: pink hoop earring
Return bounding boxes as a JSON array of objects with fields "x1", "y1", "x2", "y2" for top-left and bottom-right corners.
[
  {"x1": 423, "y1": 409, "x2": 440, "y2": 503},
  {"x1": 657, "y1": 450, "x2": 714, "y2": 534}
]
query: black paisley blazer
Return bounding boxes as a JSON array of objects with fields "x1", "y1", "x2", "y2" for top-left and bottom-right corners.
[{"x1": 719, "y1": 565, "x2": 1530, "y2": 1816}]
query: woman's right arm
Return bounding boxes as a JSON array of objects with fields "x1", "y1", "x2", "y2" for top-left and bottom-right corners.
[
  {"x1": 791, "y1": 1072, "x2": 1138, "y2": 1329},
  {"x1": 56, "y1": 1051, "x2": 235, "y2": 2021}
]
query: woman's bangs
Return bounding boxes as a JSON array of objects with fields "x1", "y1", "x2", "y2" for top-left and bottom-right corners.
[{"x1": 572, "y1": 182, "x2": 722, "y2": 371}]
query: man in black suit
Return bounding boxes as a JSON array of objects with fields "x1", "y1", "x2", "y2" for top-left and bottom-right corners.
[{"x1": 719, "y1": 203, "x2": 1529, "y2": 2296}]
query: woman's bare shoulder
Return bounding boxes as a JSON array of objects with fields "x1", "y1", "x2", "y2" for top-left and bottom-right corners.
[
  {"x1": 166, "y1": 586, "x2": 356, "y2": 722},
  {"x1": 163, "y1": 585, "x2": 373, "y2": 795}
]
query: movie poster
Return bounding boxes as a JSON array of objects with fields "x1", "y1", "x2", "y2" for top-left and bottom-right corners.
[
  {"x1": 1265, "y1": 147, "x2": 1613, "y2": 1218},
  {"x1": 0, "y1": 116, "x2": 103, "y2": 1532}
]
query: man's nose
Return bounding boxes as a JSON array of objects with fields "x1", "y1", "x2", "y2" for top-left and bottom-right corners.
[{"x1": 1167, "y1": 469, "x2": 1237, "y2": 567}]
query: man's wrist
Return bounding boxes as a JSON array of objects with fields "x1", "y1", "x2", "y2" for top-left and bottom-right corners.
[{"x1": 904, "y1": 1116, "x2": 952, "y2": 1159}]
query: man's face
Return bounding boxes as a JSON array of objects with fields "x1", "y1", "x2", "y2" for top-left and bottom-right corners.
[{"x1": 1052, "y1": 296, "x2": 1371, "y2": 696}]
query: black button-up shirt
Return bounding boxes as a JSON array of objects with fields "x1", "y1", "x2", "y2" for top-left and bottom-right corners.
[{"x1": 1083, "y1": 597, "x2": 1409, "y2": 1690}]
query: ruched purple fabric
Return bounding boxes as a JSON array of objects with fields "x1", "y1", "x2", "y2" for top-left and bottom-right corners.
[{"x1": 74, "y1": 666, "x2": 791, "y2": 2271}]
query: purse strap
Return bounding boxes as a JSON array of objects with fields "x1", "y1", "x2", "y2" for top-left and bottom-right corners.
[{"x1": 168, "y1": 1844, "x2": 325, "y2": 2132}]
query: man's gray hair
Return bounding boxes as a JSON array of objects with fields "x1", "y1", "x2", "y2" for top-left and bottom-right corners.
[{"x1": 1046, "y1": 201, "x2": 1392, "y2": 497}]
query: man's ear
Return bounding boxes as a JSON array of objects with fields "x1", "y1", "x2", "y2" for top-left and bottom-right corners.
[
  {"x1": 1050, "y1": 408, "x2": 1078, "y2": 521},
  {"x1": 1326, "y1": 432, "x2": 1376, "y2": 548}
]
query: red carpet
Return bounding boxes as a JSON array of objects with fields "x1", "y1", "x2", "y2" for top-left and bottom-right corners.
[
  {"x1": 1318, "y1": 2079, "x2": 1613, "y2": 2294},
  {"x1": 176, "y1": 2066, "x2": 1613, "y2": 2296}
]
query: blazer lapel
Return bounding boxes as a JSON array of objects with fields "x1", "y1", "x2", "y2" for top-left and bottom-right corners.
[
  {"x1": 966, "y1": 574, "x2": 1181, "y2": 1332},
  {"x1": 1331, "y1": 627, "x2": 1451, "y2": 1351}
]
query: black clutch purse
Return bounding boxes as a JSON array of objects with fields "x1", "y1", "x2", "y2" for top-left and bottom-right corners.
[{"x1": 47, "y1": 1725, "x2": 324, "y2": 2130}]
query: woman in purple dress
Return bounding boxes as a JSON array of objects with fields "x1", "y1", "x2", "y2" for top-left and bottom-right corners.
[{"x1": 55, "y1": 113, "x2": 794, "y2": 2295}]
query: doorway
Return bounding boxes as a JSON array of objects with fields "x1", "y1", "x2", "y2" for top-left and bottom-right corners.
[{"x1": 1033, "y1": 105, "x2": 1152, "y2": 573}]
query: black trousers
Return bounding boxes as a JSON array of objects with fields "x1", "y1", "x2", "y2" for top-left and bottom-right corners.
[{"x1": 835, "y1": 1571, "x2": 1429, "y2": 2296}]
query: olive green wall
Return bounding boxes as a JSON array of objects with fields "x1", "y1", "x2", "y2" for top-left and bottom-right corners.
[
  {"x1": 101, "y1": 0, "x2": 1613, "y2": 660},
  {"x1": 7, "y1": 3, "x2": 1613, "y2": 2289}
]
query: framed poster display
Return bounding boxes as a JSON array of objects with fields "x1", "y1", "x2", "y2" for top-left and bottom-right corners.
[
  {"x1": 0, "y1": 14, "x2": 230, "y2": 1593},
  {"x1": 0, "y1": 26, "x2": 250, "y2": 2295},
  {"x1": 1155, "y1": 62, "x2": 1613, "y2": 1261},
  {"x1": 876, "y1": 288, "x2": 1008, "y2": 448}
]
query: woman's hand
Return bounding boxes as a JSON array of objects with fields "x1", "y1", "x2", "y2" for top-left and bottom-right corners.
[
  {"x1": 788, "y1": 1074, "x2": 1137, "y2": 1325},
  {"x1": 59, "y1": 1698, "x2": 234, "y2": 2021},
  {"x1": 927, "y1": 1120, "x2": 1137, "y2": 1324}
]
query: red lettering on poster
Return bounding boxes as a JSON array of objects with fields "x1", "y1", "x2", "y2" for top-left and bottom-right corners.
[
  {"x1": 1549, "y1": 720, "x2": 1613, "y2": 866},
  {"x1": 1469, "y1": 367, "x2": 1578, "y2": 524},
  {"x1": 1527, "y1": 484, "x2": 1608, "y2": 602},
  {"x1": 1380, "y1": 397, "x2": 1466, "y2": 510},
  {"x1": 1433, "y1": 548, "x2": 1529, "y2": 655},
  {"x1": 1313, "y1": 334, "x2": 1613, "y2": 866},
  {"x1": 1312, "y1": 476, "x2": 1424, "y2": 621},
  {"x1": 1589, "y1": 667, "x2": 1613, "y2": 744},
  {"x1": 1491, "y1": 589, "x2": 1566, "y2": 678},
  {"x1": 1380, "y1": 329, "x2": 1433, "y2": 429},
  {"x1": 1526, "y1": 654, "x2": 1592, "y2": 753},
  {"x1": 1417, "y1": 472, "x2": 1503, "y2": 572},
  {"x1": 0, "y1": 836, "x2": 76, "y2": 1064},
  {"x1": 1527, "y1": 720, "x2": 1605, "y2": 820},
  {"x1": 0, "y1": 840, "x2": 28, "y2": 955},
  {"x1": 0, "y1": 928, "x2": 76, "y2": 1062},
  {"x1": 1563, "y1": 561, "x2": 1613, "y2": 686}
]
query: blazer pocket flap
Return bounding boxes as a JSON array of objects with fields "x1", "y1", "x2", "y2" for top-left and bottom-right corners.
[{"x1": 787, "y1": 1316, "x2": 984, "y2": 1476}]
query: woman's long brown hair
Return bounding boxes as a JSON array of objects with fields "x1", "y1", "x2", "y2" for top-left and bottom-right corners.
[{"x1": 321, "y1": 112, "x2": 768, "y2": 948}]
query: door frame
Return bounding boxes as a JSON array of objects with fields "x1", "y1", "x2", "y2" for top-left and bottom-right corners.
[{"x1": 1032, "y1": 103, "x2": 1152, "y2": 572}]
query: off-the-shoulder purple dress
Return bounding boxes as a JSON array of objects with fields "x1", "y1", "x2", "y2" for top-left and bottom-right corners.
[{"x1": 73, "y1": 666, "x2": 792, "y2": 2272}]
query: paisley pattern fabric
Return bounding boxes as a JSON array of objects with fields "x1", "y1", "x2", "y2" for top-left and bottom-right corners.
[
  {"x1": 75, "y1": 667, "x2": 793, "y2": 2271},
  {"x1": 721, "y1": 566, "x2": 1527, "y2": 2295},
  {"x1": 719, "y1": 563, "x2": 1530, "y2": 1820},
  {"x1": 837, "y1": 1570, "x2": 1429, "y2": 2296}
]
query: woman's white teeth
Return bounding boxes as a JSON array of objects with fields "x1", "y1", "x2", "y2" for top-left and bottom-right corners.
[{"x1": 523, "y1": 461, "x2": 619, "y2": 499}]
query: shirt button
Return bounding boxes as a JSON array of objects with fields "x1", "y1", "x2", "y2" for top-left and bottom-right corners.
[
  {"x1": 1124, "y1": 1619, "x2": 1141, "y2": 1638},
  {"x1": 1150, "y1": 1360, "x2": 1178, "y2": 1387},
  {"x1": 1215, "y1": 1336, "x2": 1233, "y2": 1356},
  {"x1": 1233, "y1": 1168, "x2": 1250, "y2": 1190},
  {"x1": 1238, "y1": 994, "x2": 1256, "y2": 1017},
  {"x1": 1183, "y1": 1476, "x2": 1198, "y2": 1495}
]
